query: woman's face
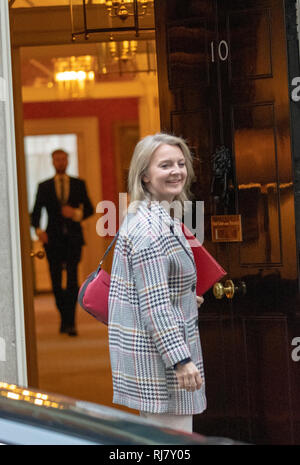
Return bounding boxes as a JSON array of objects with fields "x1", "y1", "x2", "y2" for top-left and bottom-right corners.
[{"x1": 143, "y1": 144, "x2": 187, "y2": 202}]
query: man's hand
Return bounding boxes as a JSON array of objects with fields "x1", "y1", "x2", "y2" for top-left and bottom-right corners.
[
  {"x1": 61, "y1": 205, "x2": 75, "y2": 219},
  {"x1": 175, "y1": 361, "x2": 203, "y2": 392},
  {"x1": 37, "y1": 230, "x2": 48, "y2": 244}
]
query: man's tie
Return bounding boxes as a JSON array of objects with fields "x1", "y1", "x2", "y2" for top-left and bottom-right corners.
[
  {"x1": 59, "y1": 176, "x2": 68, "y2": 235},
  {"x1": 60, "y1": 176, "x2": 66, "y2": 205}
]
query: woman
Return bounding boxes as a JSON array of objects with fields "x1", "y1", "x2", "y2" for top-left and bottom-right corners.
[{"x1": 108, "y1": 133, "x2": 206, "y2": 433}]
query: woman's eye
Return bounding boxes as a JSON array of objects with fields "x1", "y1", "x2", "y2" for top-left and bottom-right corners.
[{"x1": 160, "y1": 162, "x2": 185, "y2": 168}]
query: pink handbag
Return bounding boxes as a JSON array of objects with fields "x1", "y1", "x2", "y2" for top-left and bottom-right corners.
[
  {"x1": 78, "y1": 233, "x2": 119, "y2": 325},
  {"x1": 78, "y1": 223, "x2": 226, "y2": 325}
]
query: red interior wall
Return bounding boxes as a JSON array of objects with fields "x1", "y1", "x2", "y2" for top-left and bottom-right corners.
[{"x1": 23, "y1": 98, "x2": 139, "y2": 204}]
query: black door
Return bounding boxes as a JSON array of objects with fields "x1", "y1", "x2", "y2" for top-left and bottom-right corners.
[{"x1": 155, "y1": 0, "x2": 300, "y2": 444}]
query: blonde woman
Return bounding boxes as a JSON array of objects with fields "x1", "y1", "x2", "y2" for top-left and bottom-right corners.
[{"x1": 108, "y1": 133, "x2": 206, "y2": 433}]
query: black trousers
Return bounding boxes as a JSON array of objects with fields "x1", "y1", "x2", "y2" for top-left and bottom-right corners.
[{"x1": 45, "y1": 236, "x2": 81, "y2": 329}]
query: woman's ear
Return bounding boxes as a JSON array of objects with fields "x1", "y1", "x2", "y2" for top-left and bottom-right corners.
[{"x1": 142, "y1": 173, "x2": 149, "y2": 184}]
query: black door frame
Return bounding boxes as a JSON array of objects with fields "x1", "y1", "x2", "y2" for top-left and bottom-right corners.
[{"x1": 285, "y1": 0, "x2": 300, "y2": 267}]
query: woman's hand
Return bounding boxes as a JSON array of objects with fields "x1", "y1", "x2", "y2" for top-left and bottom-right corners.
[
  {"x1": 175, "y1": 361, "x2": 203, "y2": 392},
  {"x1": 196, "y1": 295, "x2": 204, "y2": 308}
]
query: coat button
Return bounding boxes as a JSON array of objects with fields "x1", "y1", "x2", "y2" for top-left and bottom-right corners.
[{"x1": 191, "y1": 283, "x2": 196, "y2": 292}]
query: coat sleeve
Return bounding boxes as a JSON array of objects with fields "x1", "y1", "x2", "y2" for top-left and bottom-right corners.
[
  {"x1": 131, "y1": 242, "x2": 191, "y2": 368},
  {"x1": 80, "y1": 180, "x2": 94, "y2": 220},
  {"x1": 31, "y1": 184, "x2": 43, "y2": 228}
]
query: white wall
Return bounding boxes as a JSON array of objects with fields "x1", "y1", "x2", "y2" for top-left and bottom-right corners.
[{"x1": 0, "y1": 2, "x2": 27, "y2": 386}]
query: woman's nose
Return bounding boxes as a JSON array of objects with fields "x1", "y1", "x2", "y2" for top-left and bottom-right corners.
[{"x1": 171, "y1": 165, "x2": 180, "y2": 174}]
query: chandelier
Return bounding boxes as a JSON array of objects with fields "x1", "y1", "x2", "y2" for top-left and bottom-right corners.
[
  {"x1": 102, "y1": 0, "x2": 153, "y2": 21},
  {"x1": 70, "y1": 0, "x2": 155, "y2": 40},
  {"x1": 54, "y1": 56, "x2": 96, "y2": 98},
  {"x1": 108, "y1": 40, "x2": 138, "y2": 61}
]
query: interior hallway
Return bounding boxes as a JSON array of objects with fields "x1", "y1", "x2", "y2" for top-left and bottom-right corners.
[{"x1": 34, "y1": 293, "x2": 136, "y2": 416}]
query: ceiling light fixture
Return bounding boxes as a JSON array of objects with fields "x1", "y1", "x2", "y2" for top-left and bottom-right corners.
[
  {"x1": 70, "y1": 0, "x2": 154, "y2": 40},
  {"x1": 102, "y1": 0, "x2": 153, "y2": 21},
  {"x1": 53, "y1": 55, "x2": 96, "y2": 98}
]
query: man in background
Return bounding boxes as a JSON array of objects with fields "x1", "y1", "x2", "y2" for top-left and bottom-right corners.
[{"x1": 31, "y1": 149, "x2": 94, "y2": 336}]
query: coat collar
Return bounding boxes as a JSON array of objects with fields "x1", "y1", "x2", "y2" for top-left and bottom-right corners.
[
  {"x1": 138, "y1": 199, "x2": 175, "y2": 231},
  {"x1": 137, "y1": 199, "x2": 195, "y2": 265}
]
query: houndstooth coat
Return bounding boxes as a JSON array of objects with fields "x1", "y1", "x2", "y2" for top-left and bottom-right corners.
[{"x1": 108, "y1": 200, "x2": 207, "y2": 415}]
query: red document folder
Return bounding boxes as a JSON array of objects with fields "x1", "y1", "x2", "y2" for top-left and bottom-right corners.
[{"x1": 181, "y1": 224, "x2": 227, "y2": 296}]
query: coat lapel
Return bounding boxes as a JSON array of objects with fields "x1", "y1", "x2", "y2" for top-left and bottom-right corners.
[
  {"x1": 172, "y1": 218, "x2": 196, "y2": 269},
  {"x1": 138, "y1": 200, "x2": 196, "y2": 269}
]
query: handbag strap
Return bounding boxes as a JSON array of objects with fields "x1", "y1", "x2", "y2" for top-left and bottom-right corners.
[
  {"x1": 97, "y1": 211, "x2": 136, "y2": 271},
  {"x1": 97, "y1": 231, "x2": 119, "y2": 271}
]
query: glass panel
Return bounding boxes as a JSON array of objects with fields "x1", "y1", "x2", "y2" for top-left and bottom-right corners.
[{"x1": 20, "y1": 41, "x2": 157, "y2": 97}]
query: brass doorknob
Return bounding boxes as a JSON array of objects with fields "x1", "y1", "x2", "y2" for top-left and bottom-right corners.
[
  {"x1": 30, "y1": 249, "x2": 45, "y2": 259},
  {"x1": 213, "y1": 280, "x2": 246, "y2": 299}
]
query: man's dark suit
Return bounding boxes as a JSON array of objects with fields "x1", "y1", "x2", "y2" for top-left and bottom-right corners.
[{"x1": 31, "y1": 176, "x2": 94, "y2": 333}]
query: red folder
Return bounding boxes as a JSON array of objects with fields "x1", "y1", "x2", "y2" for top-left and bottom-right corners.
[{"x1": 181, "y1": 223, "x2": 227, "y2": 296}]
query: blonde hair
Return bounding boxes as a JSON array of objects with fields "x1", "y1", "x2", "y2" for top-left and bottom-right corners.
[{"x1": 128, "y1": 133, "x2": 195, "y2": 207}]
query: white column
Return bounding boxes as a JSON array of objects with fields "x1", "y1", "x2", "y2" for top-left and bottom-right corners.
[{"x1": 0, "y1": 2, "x2": 27, "y2": 386}]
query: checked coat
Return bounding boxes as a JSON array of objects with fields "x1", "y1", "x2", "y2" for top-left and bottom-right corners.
[{"x1": 108, "y1": 200, "x2": 207, "y2": 415}]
